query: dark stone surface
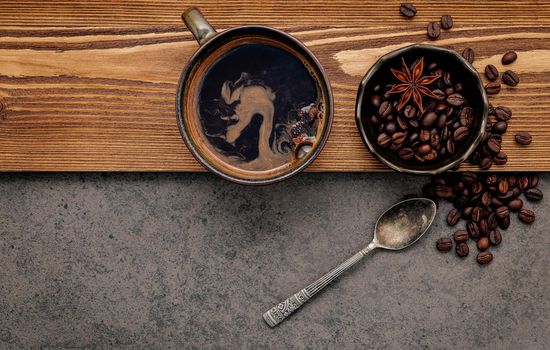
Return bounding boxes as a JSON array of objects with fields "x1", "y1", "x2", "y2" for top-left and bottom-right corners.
[{"x1": 0, "y1": 173, "x2": 548, "y2": 349}]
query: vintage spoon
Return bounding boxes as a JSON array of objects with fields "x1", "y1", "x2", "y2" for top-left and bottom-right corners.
[{"x1": 263, "y1": 197, "x2": 437, "y2": 327}]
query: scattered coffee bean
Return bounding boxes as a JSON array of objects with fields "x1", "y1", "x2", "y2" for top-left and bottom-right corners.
[
  {"x1": 485, "y1": 82, "x2": 501, "y2": 94},
  {"x1": 447, "y1": 208, "x2": 461, "y2": 226},
  {"x1": 493, "y1": 152, "x2": 508, "y2": 165},
  {"x1": 518, "y1": 175, "x2": 530, "y2": 190},
  {"x1": 467, "y1": 221, "x2": 480, "y2": 239},
  {"x1": 494, "y1": 106, "x2": 512, "y2": 121},
  {"x1": 453, "y1": 230, "x2": 469, "y2": 243},
  {"x1": 436, "y1": 237, "x2": 453, "y2": 251},
  {"x1": 427, "y1": 22, "x2": 441, "y2": 39},
  {"x1": 518, "y1": 209, "x2": 535, "y2": 224},
  {"x1": 477, "y1": 237, "x2": 490, "y2": 251},
  {"x1": 499, "y1": 215, "x2": 510, "y2": 229},
  {"x1": 480, "y1": 157, "x2": 493, "y2": 170},
  {"x1": 530, "y1": 175, "x2": 539, "y2": 188},
  {"x1": 446, "y1": 93, "x2": 465, "y2": 106},
  {"x1": 377, "y1": 133, "x2": 391, "y2": 147},
  {"x1": 476, "y1": 251, "x2": 493, "y2": 265},
  {"x1": 502, "y1": 51, "x2": 517, "y2": 65},
  {"x1": 508, "y1": 198, "x2": 523, "y2": 211},
  {"x1": 440, "y1": 15, "x2": 453, "y2": 29},
  {"x1": 496, "y1": 206, "x2": 510, "y2": 219},
  {"x1": 461, "y1": 48, "x2": 474, "y2": 64},
  {"x1": 525, "y1": 188, "x2": 543, "y2": 201},
  {"x1": 487, "y1": 137, "x2": 501, "y2": 153},
  {"x1": 484, "y1": 64, "x2": 499, "y2": 81},
  {"x1": 492, "y1": 121, "x2": 508, "y2": 134},
  {"x1": 502, "y1": 70, "x2": 519, "y2": 86},
  {"x1": 515, "y1": 131, "x2": 532, "y2": 145},
  {"x1": 489, "y1": 229, "x2": 502, "y2": 245},
  {"x1": 399, "y1": 3, "x2": 417, "y2": 18},
  {"x1": 456, "y1": 243, "x2": 469, "y2": 257}
]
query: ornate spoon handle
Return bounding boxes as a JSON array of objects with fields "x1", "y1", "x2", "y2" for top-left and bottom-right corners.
[{"x1": 263, "y1": 242, "x2": 377, "y2": 327}]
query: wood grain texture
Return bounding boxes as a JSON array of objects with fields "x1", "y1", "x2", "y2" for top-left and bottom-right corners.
[{"x1": 0, "y1": 0, "x2": 549, "y2": 172}]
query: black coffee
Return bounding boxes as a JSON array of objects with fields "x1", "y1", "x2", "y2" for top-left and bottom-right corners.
[{"x1": 196, "y1": 42, "x2": 325, "y2": 171}]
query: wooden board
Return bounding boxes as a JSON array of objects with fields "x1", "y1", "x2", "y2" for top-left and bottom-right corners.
[{"x1": 0, "y1": 0, "x2": 549, "y2": 172}]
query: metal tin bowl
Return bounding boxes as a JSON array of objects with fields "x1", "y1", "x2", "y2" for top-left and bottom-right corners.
[{"x1": 355, "y1": 44, "x2": 488, "y2": 174}]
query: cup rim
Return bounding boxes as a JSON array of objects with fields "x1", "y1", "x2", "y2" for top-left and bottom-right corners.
[
  {"x1": 355, "y1": 43, "x2": 488, "y2": 175},
  {"x1": 176, "y1": 25, "x2": 334, "y2": 185}
]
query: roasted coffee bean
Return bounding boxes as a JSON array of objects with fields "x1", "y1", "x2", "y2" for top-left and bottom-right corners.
[
  {"x1": 377, "y1": 133, "x2": 391, "y2": 147},
  {"x1": 453, "y1": 230, "x2": 469, "y2": 243},
  {"x1": 404, "y1": 106, "x2": 417, "y2": 121},
  {"x1": 494, "y1": 106, "x2": 512, "y2": 121},
  {"x1": 392, "y1": 132, "x2": 407, "y2": 145},
  {"x1": 488, "y1": 213, "x2": 498, "y2": 229},
  {"x1": 459, "y1": 107, "x2": 474, "y2": 127},
  {"x1": 417, "y1": 143, "x2": 432, "y2": 156},
  {"x1": 518, "y1": 209, "x2": 535, "y2": 223},
  {"x1": 435, "y1": 103, "x2": 447, "y2": 113},
  {"x1": 508, "y1": 198, "x2": 523, "y2": 211},
  {"x1": 471, "y1": 207, "x2": 482, "y2": 222},
  {"x1": 492, "y1": 121, "x2": 508, "y2": 134},
  {"x1": 396, "y1": 116, "x2": 408, "y2": 130},
  {"x1": 446, "y1": 93, "x2": 465, "y2": 107},
  {"x1": 436, "y1": 114, "x2": 447, "y2": 129},
  {"x1": 467, "y1": 221, "x2": 480, "y2": 239},
  {"x1": 479, "y1": 219, "x2": 489, "y2": 235},
  {"x1": 481, "y1": 192, "x2": 491, "y2": 207},
  {"x1": 419, "y1": 129, "x2": 431, "y2": 142},
  {"x1": 446, "y1": 139, "x2": 455, "y2": 155},
  {"x1": 512, "y1": 187, "x2": 521, "y2": 197},
  {"x1": 489, "y1": 229, "x2": 502, "y2": 246},
  {"x1": 432, "y1": 89, "x2": 446, "y2": 101},
  {"x1": 427, "y1": 22, "x2": 441, "y2": 39},
  {"x1": 398, "y1": 147, "x2": 414, "y2": 160},
  {"x1": 485, "y1": 82, "x2": 501, "y2": 95},
  {"x1": 515, "y1": 131, "x2": 532, "y2": 145},
  {"x1": 496, "y1": 206, "x2": 510, "y2": 219},
  {"x1": 436, "y1": 237, "x2": 453, "y2": 251},
  {"x1": 462, "y1": 48, "x2": 474, "y2": 64},
  {"x1": 456, "y1": 243, "x2": 469, "y2": 257},
  {"x1": 480, "y1": 157, "x2": 493, "y2": 170},
  {"x1": 518, "y1": 175, "x2": 530, "y2": 190},
  {"x1": 486, "y1": 138, "x2": 501, "y2": 154},
  {"x1": 386, "y1": 121, "x2": 397, "y2": 134},
  {"x1": 470, "y1": 181, "x2": 483, "y2": 195},
  {"x1": 477, "y1": 251, "x2": 493, "y2": 265},
  {"x1": 525, "y1": 188, "x2": 543, "y2": 201},
  {"x1": 502, "y1": 70, "x2": 519, "y2": 86},
  {"x1": 477, "y1": 237, "x2": 490, "y2": 251},
  {"x1": 453, "y1": 126, "x2": 469, "y2": 142},
  {"x1": 421, "y1": 111, "x2": 438, "y2": 128},
  {"x1": 379, "y1": 101, "x2": 392, "y2": 117},
  {"x1": 447, "y1": 208, "x2": 461, "y2": 226},
  {"x1": 371, "y1": 95, "x2": 382, "y2": 108},
  {"x1": 502, "y1": 51, "x2": 517, "y2": 65},
  {"x1": 493, "y1": 152, "x2": 508, "y2": 165},
  {"x1": 485, "y1": 64, "x2": 499, "y2": 81},
  {"x1": 424, "y1": 149, "x2": 438, "y2": 161},
  {"x1": 434, "y1": 184, "x2": 453, "y2": 198},
  {"x1": 442, "y1": 71, "x2": 453, "y2": 86},
  {"x1": 499, "y1": 215, "x2": 510, "y2": 229},
  {"x1": 497, "y1": 179, "x2": 510, "y2": 194},
  {"x1": 430, "y1": 133, "x2": 440, "y2": 148},
  {"x1": 440, "y1": 15, "x2": 453, "y2": 29},
  {"x1": 529, "y1": 174, "x2": 539, "y2": 188},
  {"x1": 399, "y1": 3, "x2": 417, "y2": 17},
  {"x1": 462, "y1": 206, "x2": 473, "y2": 219},
  {"x1": 498, "y1": 190, "x2": 515, "y2": 201},
  {"x1": 484, "y1": 174, "x2": 498, "y2": 185}
]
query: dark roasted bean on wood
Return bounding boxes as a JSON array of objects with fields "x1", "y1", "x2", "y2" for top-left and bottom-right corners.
[
  {"x1": 399, "y1": 3, "x2": 417, "y2": 18},
  {"x1": 485, "y1": 64, "x2": 499, "y2": 81},
  {"x1": 502, "y1": 51, "x2": 517, "y2": 65}
]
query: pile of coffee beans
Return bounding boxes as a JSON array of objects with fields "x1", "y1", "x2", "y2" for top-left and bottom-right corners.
[
  {"x1": 370, "y1": 61, "x2": 475, "y2": 164},
  {"x1": 463, "y1": 49, "x2": 531, "y2": 170},
  {"x1": 425, "y1": 173, "x2": 543, "y2": 265}
]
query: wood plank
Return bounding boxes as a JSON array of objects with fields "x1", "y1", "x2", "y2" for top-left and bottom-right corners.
[{"x1": 0, "y1": 1, "x2": 549, "y2": 171}]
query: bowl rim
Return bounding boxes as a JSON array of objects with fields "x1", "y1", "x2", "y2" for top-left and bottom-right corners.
[
  {"x1": 176, "y1": 25, "x2": 334, "y2": 185},
  {"x1": 355, "y1": 43, "x2": 488, "y2": 175}
]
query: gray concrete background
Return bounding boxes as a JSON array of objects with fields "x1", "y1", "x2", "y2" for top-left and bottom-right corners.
[{"x1": 0, "y1": 172, "x2": 548, "y2": 349}]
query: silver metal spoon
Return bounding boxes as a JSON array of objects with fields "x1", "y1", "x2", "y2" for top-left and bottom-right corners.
[{"x1": 263, "y1": 197, "x2": 437, "y2": 327}]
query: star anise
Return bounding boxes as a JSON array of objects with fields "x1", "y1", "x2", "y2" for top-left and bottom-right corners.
[{"x1": 387, "y1": 57, "x2": 441, "y2": 113}]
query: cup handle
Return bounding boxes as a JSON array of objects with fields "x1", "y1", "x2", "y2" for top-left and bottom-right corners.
[{"x1": 182, "y1": 7, "x2": 217, "y2": 45}]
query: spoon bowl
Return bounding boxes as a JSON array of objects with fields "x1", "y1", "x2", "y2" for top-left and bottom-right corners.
[{"x1": 373, "y1": 198, "x2": 437, "y2": 250}]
